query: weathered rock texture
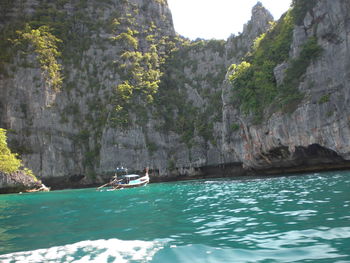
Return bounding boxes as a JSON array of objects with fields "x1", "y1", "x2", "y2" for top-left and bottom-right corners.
[
  {"x1": 223, "y1": 0, "x2": 350, "y2": 173},
  {"x1": 0, "y1": 0, "x2": 349, "y2": 190},
  {"x1": 0, "y1": 171, "x2": 41, "y2": 194}
]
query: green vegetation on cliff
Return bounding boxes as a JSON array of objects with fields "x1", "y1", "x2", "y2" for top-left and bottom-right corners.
[
  {"x1": 228, "y1": 10, "x2": 295, "y2": 121},
  {"x1": 279, "y1": 36, "x2": 323, "y2": 112},
  {"x1": 15, "y1": 25, "x2": 63, "y2": 90},
  {"x1": 229, "y1": 0, "x2": 320, "y2": 122},
  {"x1": 292, "y1": 0, "x2": 318, "y2": 25},
  {"x1": 109, "y1": 2, "x2": 179, "y2": 128},
  {"x1": 0, "y1": 129, "x2": 21, "y2": 174},
  {"x1": 0, "y1": 129, "x2": 37, "y2": 181},
  {"x1": 155, "y1": 39, "x2": 226, "y2": 147}
]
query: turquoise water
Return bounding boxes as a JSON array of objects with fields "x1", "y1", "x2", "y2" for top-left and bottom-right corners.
[{"x1": 0, "y1": 171, "x2": 350, "y2": 262}]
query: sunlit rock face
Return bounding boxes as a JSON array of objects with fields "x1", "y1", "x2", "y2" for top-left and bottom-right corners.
[
  {"x1": 222, "y1": 0, "x2": 350, "y2": 172},
  {"x1": 1, "y1": 0, "x2": 349, "y2": 189},
  {"x1": 0, "y1": 0, "x2": 177, "y2": 187}
]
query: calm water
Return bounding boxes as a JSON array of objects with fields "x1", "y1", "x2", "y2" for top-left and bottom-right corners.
[{"x1": 0, "y1": 171, "x2": 350, "y2": 262}]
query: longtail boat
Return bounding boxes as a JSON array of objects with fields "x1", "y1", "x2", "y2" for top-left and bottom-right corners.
[{"x1": 97, "y1": 167, "x2": 149, "y2": 190}]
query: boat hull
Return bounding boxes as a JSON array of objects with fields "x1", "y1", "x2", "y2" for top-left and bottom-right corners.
[
  {"x1": 113, "y1": 180, "x2": 148, "y2": 189},
  {"x1": 113, "y1": 175, "x2": 149, "y2": 189},
  {"x1": 97, "y1": 171, "x2": 150, "y2": 190}
]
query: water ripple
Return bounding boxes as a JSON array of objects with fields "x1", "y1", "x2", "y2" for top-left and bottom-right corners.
[{"x1": 1, "y1": 171, "x2": 350, "y2": 262}]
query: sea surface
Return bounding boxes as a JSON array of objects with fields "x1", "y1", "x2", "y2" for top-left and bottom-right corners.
[{"x1": 0, "y1": 171, "x2": 350, "y2": 262}]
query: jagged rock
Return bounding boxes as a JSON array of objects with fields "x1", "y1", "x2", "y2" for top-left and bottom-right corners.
[
  {"x1": 226, "y1": 2, "x2": 273, "y2": 65},
  {"x1": 223, "y1": 0, "x2": 350, "y2": 171}
]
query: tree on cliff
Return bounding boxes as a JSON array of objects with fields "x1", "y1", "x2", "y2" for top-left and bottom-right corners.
[
  {"x1": 0, "y1": 128, "x2": 37, "y2": 180},
  {"x1": 0, "y1": 129, "x2": 48, "y2": 193},
  {"x1": 0, "y1": 128, "x2": 22, "y2": 174},
  {"x1": 14, "y1": 25, "x2": 63, "y2": 90}
]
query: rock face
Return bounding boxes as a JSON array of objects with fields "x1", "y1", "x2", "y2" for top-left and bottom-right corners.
[
  {"x1": 222, "y1": 0, "x2": 350, "y2": 172},
  {"x1": 0, "y1": 171, "x2": 41, "y2": 194},
  {"x1": 0, "y1": 0, "x2": 349, "y2": 190},
  {"x1": 0, "y1": 0, "x2": 178, "y2": 188}
]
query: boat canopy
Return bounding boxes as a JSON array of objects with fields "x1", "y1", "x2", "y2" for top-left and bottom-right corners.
[{"x1": 123, "y1": 174, "x2": 139, "y2": 178}]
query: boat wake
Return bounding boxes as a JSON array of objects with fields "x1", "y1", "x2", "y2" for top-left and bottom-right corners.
[{"x1": 0, "y1": 238, "x2": 164, "y2": 263}]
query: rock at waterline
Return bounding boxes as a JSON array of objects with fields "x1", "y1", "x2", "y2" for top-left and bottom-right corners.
[{"x1": 0, "y1": 171, "x2": 50, "y2": 194}]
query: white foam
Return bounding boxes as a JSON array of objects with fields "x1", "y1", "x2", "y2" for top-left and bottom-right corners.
[{"x1": 0, "y1": 238, "x2": 163, "y2": 263}]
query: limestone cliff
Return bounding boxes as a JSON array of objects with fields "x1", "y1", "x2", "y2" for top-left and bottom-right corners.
[
  {"x1": 0, "y1": 0, "x2": 349, "y2": 190},
  {"x1": 223, "y1": 0, "x2": 350, "y2": 173},
  {"x1": 0, "y1": 0, "x2": 178, "y2": 188}
]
